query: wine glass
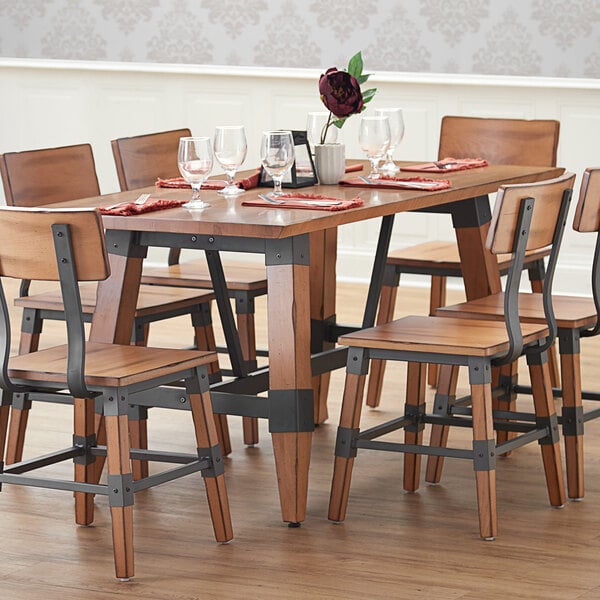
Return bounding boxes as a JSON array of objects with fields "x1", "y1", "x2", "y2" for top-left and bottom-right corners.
[
  {"x1": 177, "y1": 137, "x2": 213, "y2": 209},
  {"x1": 306, "y1": 111, "x2": 338, "y2": 149},
  {"x1": 358, "y1": 116, "x2": 391, "y2": 179},
  {"x1": 375, "y1": 108, "x2": 405, "y2": 173},
  {"x1": 213, "y1": 125, "x2": 247, "y2": 196},
  {"x1": 260, "y1": 130, "x2": 295, "y2": 196}
]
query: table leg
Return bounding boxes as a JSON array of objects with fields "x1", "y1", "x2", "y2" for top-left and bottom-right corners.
[
  {"x1": 452, "y1": 196, "x2": 502, "y2": 298},
  {"x1": 266, "y1": 236, "x2": 313, "y2": 524},
  {"x1": 90, "y1": 233, "x2": 144, "y2": 344},
  {"x1": 309, "y1": 229, "x2": 337, "y2": 425}
]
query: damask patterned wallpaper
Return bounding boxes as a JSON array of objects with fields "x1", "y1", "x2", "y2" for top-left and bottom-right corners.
[{"x1": 0, "y1": 0, "x2": 599, "y2": 78}]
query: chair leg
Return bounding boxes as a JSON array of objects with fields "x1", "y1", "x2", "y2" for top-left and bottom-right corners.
[
  {"x1": 74, "y1": 397, "x2": 96, "y2": 526},
  {"x1": 192, "y1": 303, "x2": 232, "y2": 456},
  {"x1": 0, "y1": 391, "x2": 12, "y2": 477},
  {"x1": 6, "y1": 309, "x2": 43, "y2": 465},
  {"x1": 103, "y1": 394, "x2": 135, "y2": 581},
  {"x1": 236, "y1": 294, "x2": 259, "y2": 446},
  {"x1": 469, "y1": 374, "x2": 498, "y2": 541},
  {"x1": 329, "y1": 368, "x2": 367, "y2": 522},
  {"x1": 427, "y1": 275, "x2": 447, "y2": 387},
  {"x1": 366, "y1": 264, "x2": 400, "y2": 408},
  {"x1": 425, "y1": 364, "x2": 459, "y2": 483},
  {"x1": 493, "y1": 361, "x2": 518, "y2": 455},
  {"x1": 558, "y1": 329, "x2": 583, "y2": 500},
  {"x1": 526, "y1": 352, "x2": 566, "y2": 508},
  {"x1": 403, "y1": 361, "x2": 427, "y2": 492},
  {"x1": 187, "y1": 366, "x2": 233, "y2": 543},
  {"x1": 128, "y1": 405, "x2": 149, "y2": 481},
  {"x1": 5, "y1": 393, "x2": 32, "y2": 465}
]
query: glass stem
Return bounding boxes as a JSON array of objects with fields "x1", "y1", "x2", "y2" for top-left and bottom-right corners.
[
  {"x1": 191, "y1": 183, "x2": 202, "y2": 200},
  {"x1": 273, "y1": 176, "x2": 283, "y2": 195},
  {"x1": 370, "y1": 158, "x2": 380, "y2": 178},
  {"x1": 226, "y1": 171, "x2": 235, "y2": 187}
]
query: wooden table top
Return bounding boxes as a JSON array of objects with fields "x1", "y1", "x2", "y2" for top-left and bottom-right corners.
[{"x1": 47, "y1": 162, "x2": 564, "y2": 239}]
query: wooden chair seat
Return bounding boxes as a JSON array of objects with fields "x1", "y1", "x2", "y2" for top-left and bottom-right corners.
[
  {"x1": 386, "y1": 241, "x2": 551, "y2": 274},
  {"x1": 142, "y1": 260, "x2": 267, "y2": 292},
  {"x1": 340, "y1": 315, "x2": 548, "y2": 357},
  {"x1": 437, "y1": 292, "x2": 597, "y2": 329},
  {"x1": 9, "y1": 342, "x2": 214, "y2": 388},
  {"x1": 15, "y1": 282, "x2": 216, "y2": 316}
]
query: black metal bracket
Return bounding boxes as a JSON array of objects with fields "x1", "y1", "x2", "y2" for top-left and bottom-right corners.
[
  {"x1": 265, "y1": 235, "x2": 310, "y2": 266},
  {"x1": 197, "y1": 445, "x2": 225, "y2": 478},
  {"x1": 104, "y1": 230, "x2": 148, "y2": 258},
  {"x1": 107, "y1": 473, "x2": 134, "y2": 507},
  {"x1": 268, "y1": 389, "x2": 314, "y2": 433},
  {"x1": 72, "y1": 434, "x2": 97, "y2": 466},
  {"x1": 472, "y1": 439, "x2": 496, "y2": 471},
  {"x1": 334, "y1": 426, "x2": 359, "y2": 458},
  {"x1": 562, "y1": 406, "x2": 584, "y2": 436},
  {"x1": 346, "y1": 347, "x2": 370, "y2": 376},
  {"x1": 536, "y1": 415, "x2": 560, "y2": 445},
  {"x1": 467, "y1": 358, "x2": 492, "y2": 385},
  {"x1": 558, "y1": 327, "x2": 580, "y2": 355},
  {"x1": 404, "y1": 402, "x2": 426, "y2": 433}
]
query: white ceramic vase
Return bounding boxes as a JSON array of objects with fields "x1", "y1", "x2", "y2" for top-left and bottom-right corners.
[{"x1": 314, "y1": 143, "x2": 346, "y2": 185}]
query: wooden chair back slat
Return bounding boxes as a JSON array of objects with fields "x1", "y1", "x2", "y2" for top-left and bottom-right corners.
[
  {"x1": 487, "y1": 172, "x2": 575, "y2": 255},
  {"x1": 0, "y1": 207, "x2": 110, "y2": 281},
  {"x1": 111, "y1": 128, "x2": 192, "y2": 191},
  {"x1": 438, "y1": 116, "x2": 560, "y2": 167},
  {"x1": 573, "y1": 167, "x2": 600, "y2": 233},
  {"x1": 0, "y1": 144, "x2": 100, "y2": 207}
]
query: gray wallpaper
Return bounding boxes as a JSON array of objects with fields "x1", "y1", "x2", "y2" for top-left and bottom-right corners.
[{"x1": 0, "y1": 0, "x2": 599, "y2": 78}]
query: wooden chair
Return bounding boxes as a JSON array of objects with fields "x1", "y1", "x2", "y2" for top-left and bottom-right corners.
[
  {"x1": 0, "y1": 144, "x2": 230, "y2": 471},
  {"x1": 0, "y1": 207, "x2": 232, "y2": 580},
  {"x1": 366, "y1": 116, "x2": 561, "y2": 406},
  {"x1": 111, "y1": 129, "x2": 268, "y2": 445},
  {"x1": 432, "y1": 167, "x2": 600, "y2": 500},
  {"x1": 329, "y1": 173, "x2": 574, "y2": 539}
]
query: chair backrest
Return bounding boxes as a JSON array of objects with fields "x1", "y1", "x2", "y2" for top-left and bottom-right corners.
[
  {"x1": 0, "y1": 144, "x2": 101, "y2": 207},
  {"x1": 486, "y1": 171, "x2": 575, "y2": 364},
  {"x1": 111, "y1": 128, "x2": 191, "y2": 191},
  {"x1": 438, "y1": 116, "x2": 560, "y2": 167},
  {"x1": 0, "y1": 207, "x2": 109, "y2": 396},
  {"x1": 572, "y1": 167, "x2": 600, "y2": 336},
  {"x1": 573, "y1": 167, "x2": 600, "y2": 233}
]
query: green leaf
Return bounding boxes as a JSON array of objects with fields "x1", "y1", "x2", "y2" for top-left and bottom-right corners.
[
  {"x1": 347, "y1": 51, "x2": 363, "y2": 78},
  {"x1": 356, "y1": 74, "x2": 370, "y2": 85},
  {"x1": 362, "y1": 88, "x2": 377, "y2": 104},
  {"x1": 333, "y1": 117, "x2": 347, "y2": 129}
]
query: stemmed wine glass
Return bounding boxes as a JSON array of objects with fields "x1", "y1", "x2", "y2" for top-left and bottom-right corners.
[
  {"x1": 375, "y1": 107, "x2": 404, "y2": 173},
  {"x1": 358, "y1": 116, "x2": 391, "y2": 179},
  {"x1": 260, "y1": 130, "x2": 295, "y2": 196},
  {"x1": 213, "y1": 125, "x2": 247, "y2": 196},
  {"x1": 177, "y1": 137, "x2": 213, "y2": 209}
]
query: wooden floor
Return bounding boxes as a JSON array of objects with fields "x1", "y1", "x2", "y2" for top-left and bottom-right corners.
[{"x1": 2, "y1": 279, "x2": 600, "y2": 599}]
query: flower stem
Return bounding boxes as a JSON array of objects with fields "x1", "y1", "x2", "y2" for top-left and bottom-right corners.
[{"x1": 320, "y1": 112, "x2": 334, "y2": 145}]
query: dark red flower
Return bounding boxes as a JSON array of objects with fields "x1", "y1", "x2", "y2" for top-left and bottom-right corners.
[{"x1": 319, "y1": 68, "x2": 364, "y2": 118}]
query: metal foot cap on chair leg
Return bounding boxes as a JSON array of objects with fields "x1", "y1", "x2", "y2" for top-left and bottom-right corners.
[
  {"x1": 482, "y1": 536, "x2": 495, "y2": 542},
  {"x1": 287, "y1": 521, "x2": 302, "y2": 528},
  {"x1": 118, "y1": 577, "x2": 132, "y2": 583}
]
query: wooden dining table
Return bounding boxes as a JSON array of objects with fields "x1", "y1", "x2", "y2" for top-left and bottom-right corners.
[{"x1": 47, "y1": 161, "x2": 563, "y2": 526}]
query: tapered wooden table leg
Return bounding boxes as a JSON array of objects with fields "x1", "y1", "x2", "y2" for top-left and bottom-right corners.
[{"x1": 267, "y1": 236, "x2": 313, "y2": 524}]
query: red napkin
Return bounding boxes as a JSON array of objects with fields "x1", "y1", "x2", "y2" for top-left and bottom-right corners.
[
  {"x1": 100, "y1": 198, "x2": 186, "y2": 216},
  {"x1": 156, "y1": 171, "x2": 260, "y2": 190},
  {"x1": 340, "y1": 175, "x2": 451, "y2": 191},
  {"x1": 400, "y1": 157, "x2": 488, "y2": 173},
  {"x1": 345, "y1": 163, "x2": 364, "y2": 173},
  {"x1": 242, "y1": 192, "x2": 363, "y2": 211}
]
